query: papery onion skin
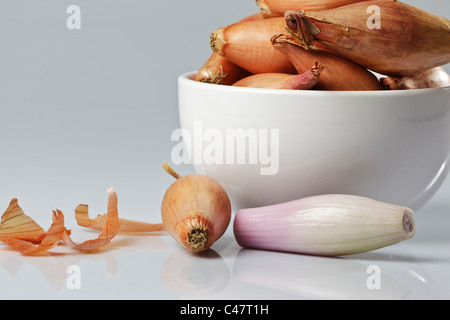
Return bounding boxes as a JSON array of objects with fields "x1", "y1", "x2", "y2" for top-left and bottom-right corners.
[
  {"x1": 257, "y1": 0, "x2": 389, "y2": 18},
  {"x1": 284, "y1": 1, "x2": 450, "y2": 76},
  {"x1": 382, "y1": 67, "x2": 450, "y2": 90},
  {"x1": 0, "y1": 198, "x2": 46, "y2": 244},
  {"x1": 272, "y1": 34, "x2": 384, "y2": 90},
  {"x1": 161, "y1": 173, "x2": 232, "y2": 253},
  {"x1": 210, "y1": 17, "x2": 296, "y2": 74},
  {"x1": 4, "y1": 210, "x2": 65, "y2": 256},
  {"x1": 233, "y1": 194, "x2": 415, "y2": 257},
  {"x1": 62, "y1": 188, "x2": 121, "y2": 252}
]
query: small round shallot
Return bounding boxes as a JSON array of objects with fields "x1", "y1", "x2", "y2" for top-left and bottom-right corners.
[{"x1": 161, "y1": 162, "x2": 232, "y2": 253}]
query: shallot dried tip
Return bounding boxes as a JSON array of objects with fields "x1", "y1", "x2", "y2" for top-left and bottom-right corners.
[
  {"x1": 284, "y1": 10, "x2": 320, "y2": 49},
  {"x1": 163, "y1": 161, "x2": 182, "y2": 180}
]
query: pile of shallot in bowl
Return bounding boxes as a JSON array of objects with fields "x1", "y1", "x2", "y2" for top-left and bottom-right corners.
[{"x1": 195, "y1": 0, "x2": 450, "y2": 90}]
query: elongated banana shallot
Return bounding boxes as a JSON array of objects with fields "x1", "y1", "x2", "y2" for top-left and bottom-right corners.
[
  {"x1": 211, "y1": 17, "x2": 296, "y2": 74},
  {"x1": 272, "y1": 34, "x2": 383, "y2": 90},
  {"x1": 382, "y1": 67, "x2": 450, "y2": 90},
  {"x1": 284, "y1": 1, "x2": 450, "y2": 76},
  {"x1": 234, "y1": 194, "x2": 415, "y2": 257},
  {"x1": 257, "y1": 0, "x2": 388, "y2": 18},
  {"x1": 232, "y1": 61, "x2": 323, "y2": 89}
]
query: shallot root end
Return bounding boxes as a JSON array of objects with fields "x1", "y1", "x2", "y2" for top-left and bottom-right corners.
[
  {"x1": 186, "y1": 225, "x2": 209, "y2": 252},
  {"x1": 210, "y1": 29, "x2": 226, "y2": 56},
  {"x1": 403, "y1": 209, "x2": 415, "y2": 239},
  {"x1": 284, "y1": 10, "x2": 319, "y2": 49}
]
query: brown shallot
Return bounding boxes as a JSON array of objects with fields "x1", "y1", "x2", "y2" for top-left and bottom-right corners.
[
  {"x1": 271, "y1": 34, "x2": 384, "y2": 90},
  {"x1": 232, "y1": 61, "x2": 324, "y2": 89},
  {"x1": 194, "y1": 13, "x2": 263, "y2": 85},
  {"x1": 210, "y1": 17, "x2": 296, "y2": 74},
  {"x1": 161, "y1": 162, "x2": 232, "y2": 253},
  {"x1": 284, "y1": 1, "x2": 450, "y2": 76}
]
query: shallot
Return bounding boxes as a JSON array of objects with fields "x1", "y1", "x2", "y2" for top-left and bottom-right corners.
[
  {"x1": 210, "y1": 17, "x2": 296, "y2": 74},
  {"x1": 161, "y1": 162, "x2": 232, "y2": 253},
  {"x1": 194, "y1": 13, "x2": 263, "y2": 85},
  {"x1": 272, "y1": 34, "x2": 384, "y2": 90},
  {"x1": 284, "y1": 1, "x2": 450, "y2": 76},
  {"x1": 232, "y1": 61, "x2": 323, "y2": 89},
  {"x1": 234, "y1": 194, "x2": 415, "y2": 256}
]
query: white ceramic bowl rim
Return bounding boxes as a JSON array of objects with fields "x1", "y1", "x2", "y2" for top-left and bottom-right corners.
[{"x1": 180, "y1": 71, "x2": 450, "y2": 97}]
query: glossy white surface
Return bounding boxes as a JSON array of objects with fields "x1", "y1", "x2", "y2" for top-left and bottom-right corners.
[
  {"x1": 1, "y1": 188, "x2": 449, "y2": 300},
  {"x1": 179, "y1": 73, "x2": 450, "y2": 212}
]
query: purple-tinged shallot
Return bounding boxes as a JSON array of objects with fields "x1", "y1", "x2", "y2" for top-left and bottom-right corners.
[
  {"x1": 234, "y1": 194, "x2": 415, "y2": 256},
  {"x1": 232, "y1": 61, "x2": 324, "y2": 89}
]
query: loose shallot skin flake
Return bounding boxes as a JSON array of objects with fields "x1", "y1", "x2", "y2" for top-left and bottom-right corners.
[
  {"x1": 0, "y1": 188, "x2": 125, "y2": 255},
  {"x1": 3, "y1": 210, "x2": 65, "y2": 255},
  {"x1": 61, "y1": 188, "x2": 121, "y2": 251},
  {"x1": 0, "y1": 198, "x2": 46, "y2": 244}
]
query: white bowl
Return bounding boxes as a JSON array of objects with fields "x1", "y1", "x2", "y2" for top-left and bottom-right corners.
[{"x1": 177, "y1": 71, "x2": 450, "y2": 212}]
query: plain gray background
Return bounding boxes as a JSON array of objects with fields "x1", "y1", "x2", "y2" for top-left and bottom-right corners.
[{"x1": 0, "y1": 0, "x2": 449, "y2": 227}]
